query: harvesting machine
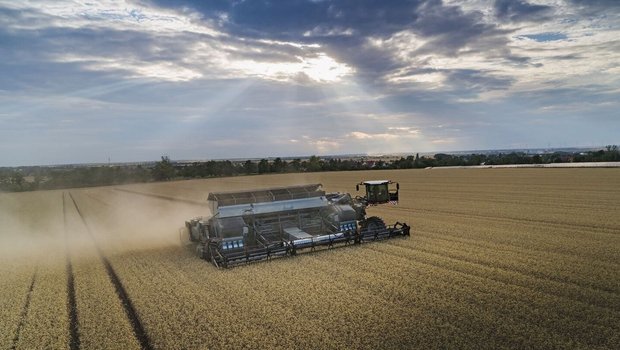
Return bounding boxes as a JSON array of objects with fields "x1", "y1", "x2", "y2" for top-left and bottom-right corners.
[{"x1": 182, "y1": 181, "x2": 410, "y2": 268}]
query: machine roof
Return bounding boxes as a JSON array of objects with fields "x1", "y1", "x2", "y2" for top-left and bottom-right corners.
[
  {"x1": 217, "y1": 196, "x2": 328, "y2": 218},
  {"x1": 363, "y1": 180, "x2": 390, "y2": 185},
  {"x1": 208, "y1": 183, "x2": 324, "y2": 208}
]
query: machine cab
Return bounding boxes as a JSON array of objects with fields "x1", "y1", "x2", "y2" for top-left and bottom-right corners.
[{"x1": 356, "y1": 180, "x2": 399, "y2": 205}]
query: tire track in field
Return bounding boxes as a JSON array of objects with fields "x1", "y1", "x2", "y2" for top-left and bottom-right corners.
[
  {"x1": 10, "y1": 268, "x2": 37, "y2": 350},
  {"x1": 362, "y1": 244, "x2": 620, "y2": 337},
  {"x1": 113, "y1": 188, "x2": 207, "y2": 206},
  {"x1": 410, "y1": 212, "x2": 620, "y2": 263},
  {"x1": 370, "y1": 241, "x2": 620, "y2": 313},
  {"x1": 82, "y1": 191, "x2": 111, "y2": 208},
  {"x1": 62, "y1": 192, "x2": 80, "y2": 350},
  {"x1": 68, "y1": 192, "x2": 153, "y2": 350},
  {"x1": 366, "y1": 246, "x2": 620, "y2": 348},
  {"x1": 400, "y1": 232, "x2": 620, "y2": 298},
  {"x1": 382, "y1": 205, "x2": 620, "y2": 234},
  {"x1": 303, "y1": 250, "x2": 602, "y2": 349},
  {"x1": 412, "y1": 229, "x2": 620, "y2": 269}
]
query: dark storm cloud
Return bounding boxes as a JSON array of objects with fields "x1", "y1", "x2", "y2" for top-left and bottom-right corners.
[
  {"x1": 146, "y1": 0, "x2": 527, "y2": 85},
  {"x1": 568, "y1": 0, "x2": 620, "y2": 8},
  {"x1": 149, "y1": 0, "x2": 424, "y2": 40},
  {"x1": 321, "y1": 36, "x2": 402, "y2": 82},
  {"x1": 148, "y1": 0, "x2": 504, "y2": 49},
  {"x1": 412, "y1": 2, "x2": 509, "y2": 56},
  {"x1": 146, "y1": 0, "x2": 231, "y2": 13},
  {"x1": 494, "y1": 0, "x2": 553, "y2": 23}
]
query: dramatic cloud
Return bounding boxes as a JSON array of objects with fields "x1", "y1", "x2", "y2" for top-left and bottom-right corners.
[
  {"x1": 0, "y1": 0, "x2": 618, "y2": 165},
  {"x1": 494, "y1": 0, "x2": 553, "y2": 22}
]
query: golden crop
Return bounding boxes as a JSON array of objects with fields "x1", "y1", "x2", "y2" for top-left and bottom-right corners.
[
  {"x1": 0, "y1": 168, "x2": 618, "y2": 349},
  {"x1": 13, "y1": 260, "x2": 69, "y2": 349},
  {"x1": 0, "y1": 263, "x2": 35, "y2": 349}
]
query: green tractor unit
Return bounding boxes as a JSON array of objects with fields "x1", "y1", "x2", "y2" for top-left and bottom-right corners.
[
  {"x1": 356, "y1": 180, "x2": 400, "y2": 205},
  {"x1": 182, "y1": 181, "x2": 410, "y2": 268}
]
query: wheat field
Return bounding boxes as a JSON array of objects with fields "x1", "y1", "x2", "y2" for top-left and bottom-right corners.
[{"x1": 1, "y1": 168, "x2": 619, "y2": 349}]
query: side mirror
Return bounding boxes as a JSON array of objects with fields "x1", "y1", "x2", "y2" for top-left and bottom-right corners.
[
  {"x1": 356, "y1": 184, "x2": 359, "y2": 191},
  {"x1": 396, "y1": 183, "x2": 400, "y2": 190}
]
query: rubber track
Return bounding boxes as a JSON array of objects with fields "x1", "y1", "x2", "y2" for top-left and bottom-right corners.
[
  {"x1": 10, "y1": 269, "x2": 37, "y2": 350},
  {"x1": 68, "y1": 192, "x2": 153, "y2": 350},
  {"x1": 62, "y1": 192, "x2": 80, "y2": 350},
  {"x1": 114, "y1": 188, "x2": 206, "y2": 206}
]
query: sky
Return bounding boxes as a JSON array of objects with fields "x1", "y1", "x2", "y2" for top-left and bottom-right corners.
[{"x1": 0, "y1": 0, "x2": 619, "y2": 166}]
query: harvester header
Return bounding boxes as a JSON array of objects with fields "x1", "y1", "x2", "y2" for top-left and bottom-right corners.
[{"x1": 183, "y1": 181, "x2": 410, "y2": 268}]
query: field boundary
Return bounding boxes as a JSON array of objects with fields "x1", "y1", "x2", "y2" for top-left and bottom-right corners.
[{"x1": 68, "y1": 192, "x2": 153, "y2": 350}]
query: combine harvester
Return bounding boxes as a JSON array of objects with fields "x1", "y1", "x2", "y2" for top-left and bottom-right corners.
[{"x1": 182, "y1": 181, "x2": 410, "y2": 268}]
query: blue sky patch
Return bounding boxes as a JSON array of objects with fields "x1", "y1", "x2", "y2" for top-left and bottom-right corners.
[{"x1": 519, "y1": 32, "x2": 568, "y2": 42}]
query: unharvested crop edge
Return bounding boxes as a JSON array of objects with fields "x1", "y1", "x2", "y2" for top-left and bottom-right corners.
[{"x1": 389, "y1": 205, "x2": 620, "y2": 234}]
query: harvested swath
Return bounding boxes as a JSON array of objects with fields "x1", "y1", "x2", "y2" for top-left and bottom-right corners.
[
  {"x1": 71, "y1": 257, "x2": 141, "y2": 350},
  {"x1": 68, "y1": 192, "x2": 151, "y2": 350},
  {"x1": 64, "y1": 191, "x2": 141, "y2": 350},
  {"x1": 0, "y1": 264, "x2": 35, "y2": 349},
  {"x1": 107, "y1": 247, "x2": 376, "y2": 349},
  {"x1": 13, "y1": 261, "x2": 70, "y2": 350},
  {"x1": 10, "y1": 269, "x2": 36, "y2": 350},
  {"x1": 0, "y1": 191, "x2": 69, "y2": 350}
]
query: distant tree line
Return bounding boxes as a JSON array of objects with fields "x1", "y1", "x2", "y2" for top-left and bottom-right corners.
[
  {"x1": 0, "y1": 165, "x2": 151, "y2": 192},
  {"x1": 1, "y1": 146, "x2": 618, "y2": 192},
  {"x1": 390, "y1": 145, "x2": 619, "y2": 168},
  {"x1": 176, "y1": 155, "x2": 373, "y2": 178}
]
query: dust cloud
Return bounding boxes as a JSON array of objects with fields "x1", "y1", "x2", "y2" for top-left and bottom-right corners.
[
  {"x1": 0, "y1": 175, "x2": 339, "y2": 265},
  {"x1": 0, "y1": 191, "x2": 67, "y2": 266},
  {"x1": 0, "y1": 187, "x2": 210, "y2": 265}
]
